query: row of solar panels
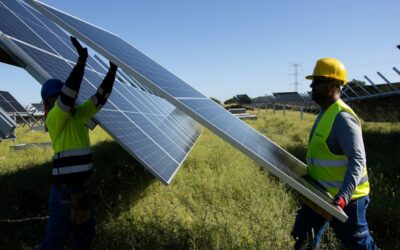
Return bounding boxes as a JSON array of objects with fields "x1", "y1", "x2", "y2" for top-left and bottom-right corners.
[
  {"x1": 0, "y1": 90, "x2": 43, "y2": 114},
  {"x1": 0, "y1": 90, "x2": 43, "y2": 138},
  {"x1": 265, "y1": 81, "x2": 400, "y2": 122},
  {"x1": 0, "y1": 0, "x2": 348, "y2": 221}
]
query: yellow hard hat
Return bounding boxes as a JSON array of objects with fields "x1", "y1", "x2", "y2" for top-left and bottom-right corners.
[{"x1": 306, "y1": 58, "x2": 347, "y2": 85}]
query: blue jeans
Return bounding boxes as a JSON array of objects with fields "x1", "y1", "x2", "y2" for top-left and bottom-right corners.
[
  {"x1": 39, "y1": 184, "x2": 94, "y2": 250},
  {"x1": 291, "y1": 196, "x2": 378, "y2": 250}
]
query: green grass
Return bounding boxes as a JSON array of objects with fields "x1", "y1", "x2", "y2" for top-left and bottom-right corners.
[{"x1": 0, "y1": 110, "x2": 398, "y2": 249}]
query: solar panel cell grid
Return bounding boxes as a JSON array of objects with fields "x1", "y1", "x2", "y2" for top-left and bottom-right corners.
[{"x1": 0, "y1": 0, "x2": 200, "y2": 184}]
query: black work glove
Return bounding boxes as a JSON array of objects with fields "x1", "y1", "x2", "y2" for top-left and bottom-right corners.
[
  {"x1": 70, "y1": 36, "x2": 88, "y2": 62},
  {"x1": 109, "y1": 61, "x2": 118, "y2": 72}
]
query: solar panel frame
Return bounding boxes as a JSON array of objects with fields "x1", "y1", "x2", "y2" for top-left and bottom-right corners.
[{"x1": 25, "y1": 0, "x2": 348, "y2": 222}]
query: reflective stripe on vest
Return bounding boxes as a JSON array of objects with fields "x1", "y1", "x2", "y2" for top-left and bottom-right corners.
[
  {"x1": 317, "y1": 175, "x2": 369, "y2": 189},
  {"x1": 306, "y1": 99, "x2": 370, "y2": 200},
  {"x1": 52, "y1": 148, "x2": 92, "y2": 176},
  {"x1": 52, "y1": 163, "x2": 93, "y2": 175},
  {"x1": 53, "y1": 148, "x2": 92, "y2": 159}
]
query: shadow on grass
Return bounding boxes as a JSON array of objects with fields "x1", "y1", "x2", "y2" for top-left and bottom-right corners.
[
  {"x1": 0, "y1": 140, "x2": 156, "y2": 249},
  {"x1": 363, "y1": 130, "x2": 400, "y2": 250},
  {"x1": 285, "y1": 143, "x2": 307, "y2": 165}
]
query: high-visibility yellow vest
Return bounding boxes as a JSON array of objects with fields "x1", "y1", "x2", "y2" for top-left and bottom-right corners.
[
  {"x1": 46, "y1": 99, "x2": 98, "y2": 176},
  {"x1": 307, "y1": 99, "x2": 369, "y2": 200}
]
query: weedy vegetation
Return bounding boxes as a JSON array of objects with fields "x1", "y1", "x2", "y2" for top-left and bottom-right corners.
[{"x1": 0, "y1": 109, "x2": 398, "y2": 249}]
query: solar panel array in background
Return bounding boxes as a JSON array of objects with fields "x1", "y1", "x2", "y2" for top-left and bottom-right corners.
[
  {"x1": 0, "y1": 0, "x2": 201, "y2": 184},
  {"x1": 0, "y1": 90, "x2": 27, "y2": 113},
  {"x1": 0, "y1": 105, "x2": 16, "y2": 139},
  {"x1": 31, "y1": 102, "x2": 44, "y2": 112},
  {"x1": 25, "y1": 0, "x2": 348, "y2": 221},
  {"x1": 342, "y1": 82, "x2": 400, "y2": 122}
]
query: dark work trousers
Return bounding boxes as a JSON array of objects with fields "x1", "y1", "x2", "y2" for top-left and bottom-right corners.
[
  {"x1": 38, "y1": 183, "x2": 94, "y2": 250},
  {"x1": 291, "y1": 195, "x2": 378, "y2": 250}
]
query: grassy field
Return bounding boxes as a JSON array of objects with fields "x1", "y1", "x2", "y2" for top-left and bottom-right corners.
[{"x1": 0, "y1": 110, "x2": 398, "y2": 249}]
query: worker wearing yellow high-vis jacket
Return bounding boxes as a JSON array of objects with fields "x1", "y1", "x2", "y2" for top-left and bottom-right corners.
[
  {"x1": 39, "y1": 37, "x2": 117, "y2": 250},
  {"x1": 291, "y1": 58, "x2": 378, "y2": 249}
]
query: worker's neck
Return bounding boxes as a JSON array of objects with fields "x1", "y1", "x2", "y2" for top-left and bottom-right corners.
[{"x1": 319, "y1": 95, "x2": 340, "y2": 110}]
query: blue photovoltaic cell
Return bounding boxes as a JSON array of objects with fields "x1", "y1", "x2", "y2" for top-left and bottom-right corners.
[
  {"x1": 0, "y1": 0, "x2": 200, "y2": 184},
  {"x1": 25, "y1": 0, "x2": 348, "y2": 221}
]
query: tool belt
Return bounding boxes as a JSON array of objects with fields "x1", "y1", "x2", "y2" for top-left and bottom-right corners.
[
  {"x1": 54, "y1": 180, "x2": 92, "y2": 225},
  {"x1": 70, "y1": 189, "x2": 92, "y2": 225}
]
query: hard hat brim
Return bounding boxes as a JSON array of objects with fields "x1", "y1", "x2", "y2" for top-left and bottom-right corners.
[
  {"x1": 305, "y1": 75, "x2": 314, "y2": 80},
  {"x1": 305, "y1": 75, "x2": 347, "y2": 85}
]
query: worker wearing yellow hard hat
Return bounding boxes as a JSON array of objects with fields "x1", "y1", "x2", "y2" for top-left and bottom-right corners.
[
  {"x1": 305, "y1": 57, "x2": 348, "y2": 84},
  {"x1": 291, "y1": 58, "x2": 378, "y2": 249}
]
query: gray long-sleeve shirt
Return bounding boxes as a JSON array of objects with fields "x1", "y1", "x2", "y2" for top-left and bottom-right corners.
[{"x1": 310, "y1": 110, "x2": 366, "y2": 204}]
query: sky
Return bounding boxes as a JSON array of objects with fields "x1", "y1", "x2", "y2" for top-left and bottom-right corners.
[{"x1": 1, "y1": 0, "x2": 399, "y2": 106}]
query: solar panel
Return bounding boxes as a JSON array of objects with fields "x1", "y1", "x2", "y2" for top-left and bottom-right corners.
[
  {"x1": 26, "y1": 0, "x2": 348, "y2": 221},
  {"x1": 349, "y1": 95, "x2": 400, "y2": 122},
  {"x1": 93, "y1": 54, "x2": 156, "y2": 95},
  {"x1": 31, "y1": 102, "x2": 44, "y2": 112},
  {"x1": 0, "y1": 90, "x2": 27, "y2": 114},
  {"x1": 341, "y1": 82, "x2": 400, "y2": 122},
  {"x1": 0, "y1": 105, "x2": 16, "y2": 139},
  {"x1": 0, "y1": 0, "x2": 201, "y2": 184}
]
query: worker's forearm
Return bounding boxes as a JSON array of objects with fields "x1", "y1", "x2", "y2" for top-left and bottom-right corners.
[
  {"x1": 58, "y1": 61, "x2": 86, "y2": 112},
  {"x1": 334, "y1": 112, "x2": 366, "y2": 204},
  {"x1": 91, "y1": 68, "x2": 117, "y2": 108},
  {"x1": 337, "y1": 158, "x2": 365, "y2": 204}
]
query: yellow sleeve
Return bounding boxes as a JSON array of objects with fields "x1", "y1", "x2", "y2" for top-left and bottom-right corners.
[{"x1": 75, "y1": 99, "x2": 100, "y2": 124}]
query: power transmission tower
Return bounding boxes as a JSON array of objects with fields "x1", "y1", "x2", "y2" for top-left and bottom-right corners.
[{"x1": 289, "y1": 63, "x2": 301, "y2": 92}]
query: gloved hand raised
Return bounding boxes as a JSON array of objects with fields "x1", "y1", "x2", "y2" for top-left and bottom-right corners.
[
  {"x1": 99, "y1": 61, "x2": 118, "y2": 95},
  {"x1": 109, "y1": 61, "x2": 118, "y2": 72},
  {"x1": 70, "y1": 36, "x2": 88, "y2": 61}
]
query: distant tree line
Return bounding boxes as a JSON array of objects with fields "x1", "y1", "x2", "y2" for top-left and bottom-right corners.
[
  {"x1": 224, "y1": 94, "x2": 252, "y2": 105},
  {"x1": 210, "y1": 97, "x2": 221, "y2": 105},
  {"x1": 218, "y1": 78, "x2": 366, "y2": 106}
]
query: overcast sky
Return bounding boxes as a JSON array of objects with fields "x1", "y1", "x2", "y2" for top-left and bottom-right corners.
[{"x1": 1, "y1": 0, "x2": 399, "y2": 106}]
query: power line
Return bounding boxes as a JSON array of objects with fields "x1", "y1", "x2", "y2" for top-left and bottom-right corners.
[{"x1": 289, "y1": 63, "x2": 301, "y2": 92}]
